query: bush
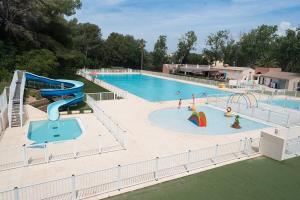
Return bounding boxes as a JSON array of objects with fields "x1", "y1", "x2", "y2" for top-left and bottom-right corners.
[{"x1": 16, "y1": 49, "x2": 59, "y2": 77}]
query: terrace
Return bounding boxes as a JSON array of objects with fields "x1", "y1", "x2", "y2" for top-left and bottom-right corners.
[{"x1": 0, "y1": 68, "x2": 300, "y2": 200}]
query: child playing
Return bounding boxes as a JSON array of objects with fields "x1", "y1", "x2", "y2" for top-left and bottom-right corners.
[{"x1": 178, "y1": 99, "x2": 182, "y2": 109}]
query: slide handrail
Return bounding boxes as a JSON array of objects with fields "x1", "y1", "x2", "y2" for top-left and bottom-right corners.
[{"x1": 8, "y1": 71, "x2": 18, "y2": 127}]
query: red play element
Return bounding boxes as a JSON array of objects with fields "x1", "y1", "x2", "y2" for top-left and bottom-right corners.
[
  {"x1": 199, "y1": 112, "x2": 207, "y2": 127},
  {"x1": 188, "y1": 111, "x2": 207, "y2": 127}
]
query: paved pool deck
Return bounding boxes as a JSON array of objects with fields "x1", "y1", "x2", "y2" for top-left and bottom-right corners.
[{"x1": 0, "y1": 75, "x2": 276, "y2": 197}]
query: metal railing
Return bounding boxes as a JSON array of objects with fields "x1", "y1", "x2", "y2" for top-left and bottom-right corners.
[
  {"x1": 256, "y1": 93, "x2": 300, "y2": 111},
  {"x1": 0, "y1": 138, "x2": 259, "y2": 200},
  {"x1": 253, "y1": 88, "x2": 300, "y2": 98},
  {"x1": 0, "y1": 88, "x2": 8, "y2": 111},
  {"x1": 141, "y1": 70, "x2": 228, "y2": 87},
  {"x1": 8, "y1": 71, "x2": 18, "y2": 128},
  {"x1": 79, "y1": 68, "x2": 140, "y2": 74},
  {"x1": 78, "y1": 71, "x2": 127, "y2": 99},
  {"x1": 85, "y1": 92, "x2": 119, "y2": 101},
  {"x1": 19, "y1": 72, "x2": 26, "y2": 127},
  {"x1": 86, "y1": 94, "x2": 126, "y2": 148},
  {"x1": 0, "y1": 133, "x2": 124, "y2": 172},
  {"x1": 0, "y1": 88, "x2": 8, "y2": 136},
  {"x1": 207, "y1": 95, "x2": 299, "y2": 127},
  {"x1": 285, "y1": 136, "x2": 300, "y2": 158}
]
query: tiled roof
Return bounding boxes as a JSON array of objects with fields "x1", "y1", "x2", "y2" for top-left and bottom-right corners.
[{"x1": 262, "y1": 71, "x2": 300, "y2": 80}]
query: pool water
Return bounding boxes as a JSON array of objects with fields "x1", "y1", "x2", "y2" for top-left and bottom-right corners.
[
  {"x1": 266, "y1": 99, "x2": 300, "y2": 110},
  {"x1": 97, "y1": 74, "x2": 230, "y2": 101},
  {"x1": 149, "y1": 105, "x2": 269, "y2": 135},
  {"x1": 28, "y1": 118, "x2": 83, "y2": 143}
]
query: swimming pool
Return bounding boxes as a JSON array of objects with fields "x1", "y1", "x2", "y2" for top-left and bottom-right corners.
[
  {"x1": 265, "y1": 98, "x2": 300, "y2": 110},
  {"x1": 27, "y1": 118, "x2": 83, "y2": 143},
  {"x1": 97, "y1": 74, "x2": 229, "y2": 101},
  {"x1": 149, "y1": 105, "x2": 269, "y2": 135}
]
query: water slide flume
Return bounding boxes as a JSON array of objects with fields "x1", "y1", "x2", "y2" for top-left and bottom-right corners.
[{"x1": 25, "y1": 72, "x2": 84, "y2": 121}]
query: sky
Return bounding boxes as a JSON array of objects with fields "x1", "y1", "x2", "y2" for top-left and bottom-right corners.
[{"x1": 74, "y1": 0, "x2": 300, "y2": 52}]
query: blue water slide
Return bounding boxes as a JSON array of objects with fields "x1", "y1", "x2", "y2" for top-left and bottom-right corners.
[{"x1": 25, "y1": 72, "x2": 84, "y2": 121}]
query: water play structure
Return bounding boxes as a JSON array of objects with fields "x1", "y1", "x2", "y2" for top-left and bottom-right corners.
[
  {"x1": 227, "y1": 92, "x2": 258, "y2": 108},
  {"x1": 225, "y1": 107, "x2": 233, "y2": 117},
  {"x1": 188, "y1": 111, "x2": 207, "y2": 127},
  {"x1": 25, "y1": 72, "x2": 84, "y2": 121}
]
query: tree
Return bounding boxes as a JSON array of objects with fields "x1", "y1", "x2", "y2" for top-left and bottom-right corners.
[
  {"x1": 16, "y1": 49, "x2": 59, "y2": 77},
  {"x1": 152, "y1": 35, "x2": 168, "y2": 68},
  {"x1": 103, "y1": 33, "x2": 141, "y2": 67},
  {"x1": 274, "y1": 28, "x2": 300, "y2": 72},
  {"x1": 176, "y1": 31, "x2": 197, "y2": 64},
  {"x1": 203, "y1": 30, "x2": 233, "y2": 66},
  {"x1": 237, "y1": 25, "x2": 278, "y2": 66},
  {"x1": 186, "y1": 53, "x2": 208, "y2": 65},
  {"x1": 73, "y1": 22, "x2": 102, "y2": 67},
  {"x1": 139, "y1": 39, "x2": 146, "y2": 69}
]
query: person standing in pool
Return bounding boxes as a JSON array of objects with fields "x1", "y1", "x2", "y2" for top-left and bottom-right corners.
[{"x1": 178, "y1": 99, "x2": 182, "y2": 109}]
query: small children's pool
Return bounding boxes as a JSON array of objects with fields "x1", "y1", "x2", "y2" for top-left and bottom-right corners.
[
  {"x1": 27, "y1": 118, "x2": 83, "y2": 143},
  {"x1": 149, "y1": 105, "x2": 269, "y2": 135},
  {"x1": 265, "y1": 98, "x2": 300, "y2": 110}
]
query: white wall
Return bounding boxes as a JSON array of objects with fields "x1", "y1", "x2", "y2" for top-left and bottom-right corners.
[{"x1": 260, "y1": 131, "x2": 286, "y2": 161}]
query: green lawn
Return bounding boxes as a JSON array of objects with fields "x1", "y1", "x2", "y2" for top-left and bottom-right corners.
[
  {"x1": 106, "y1": 157, "x2": 300, "y2": 200},
  {"x1": 73, "y1": 75, "x2": 108, "y2": 93}
]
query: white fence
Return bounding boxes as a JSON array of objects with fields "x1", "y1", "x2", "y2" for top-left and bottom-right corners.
[
  {"x1": 19, "y1": 72, "x2": 26, "y2": 126},
  {"x1": 86, "y1": 94, "x2": 126, "y2": 148},
  {"x1": 86, "y1": 92, "x2": 119, "y2": 101},
  {"x1": 256, "y1": 93, "x2": 300, "y2": 111},
  {"x1": 79, "y1": 68, "x2": 140, "y2": 74},
  {"x1": 0, "y1": 133, "x2": 124, "y2": 172},
  {"x1": 285, "y1": 137, "x2": 300, "y2": 158},
  {"x1": 8, "y1": 71, "x2": 18, "y2": 128},
  {"x1": 142, "y1": 70, "x2": 228, "y2": 87},
  {"x1": 260, "y1": 126, "x2": 300, "y2": 160},
  {"x1": 281, "y1": 126, "x2": 300, "y2": 159},
  {"x1": 207, "y1": 96, "x2": 300, "y2": 127},
  {"x1": 78, "y1": 71, "x2": 127, "y2": 99},
  {"x1": 0, "y1": 88, "x2": 8, "y2": 137},
  {"x1": 0, "y1": 138, "x2": 260, "y2": 200},
  {"x1": 253, "y1": 88, "x2": 300, "y2": 98}
]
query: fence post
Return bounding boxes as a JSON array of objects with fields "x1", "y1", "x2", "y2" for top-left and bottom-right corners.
[
  {"x1": 98, "y1": 134, "x2": 102, "y2": 154},
  {"x1": 248, "y1": 138, "x2": 253, "y2": 155},
  {"x1": 184, "y1": 150, "x2": 191, "y2": 172},
  {"x1": 44, "y1": 142, "x2": 49, "y2": 163},
  {"x1": 267, "y1": 110, "x2": 271, "y2": 122},
  {"x1": 117, "y1": 165, "x2": 122, "y2": 190},
  {"x1": 13, "y1": 187, "x2": 19, "y2": 200},
  {"x1": 239, "y1": 139, "x2": 243, "y2": 156},
  {"x1": 154, "y1": 157, "x2": 159, "y2": 180},
  {"x1": 286, "y1": 114, "x2": 290, "y2": 127},
  {"x1": 71, "y1": 174, "x2": 76, "y2": 200},
  {"x1": 73, "y1": 139, "x2": 77, "y2": 158},
  {"x1": 243, "y1": 138, "x2": 248, "y2": 155},
  {"x1": 22, "y1": 144, "x2": 28, "y2": 166},
  {"x1": 213, "y1": 144, "x2": 219, "y2": 164}
]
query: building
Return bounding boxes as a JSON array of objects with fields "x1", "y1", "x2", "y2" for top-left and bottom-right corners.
[
  {"x1": 213, "y1": 66, "x2": 255, "y2": 81},
  {"x1": 163, "y1": 64, "x2": 255, "y2": 81},
  {"x1": 259, "y1": 71, "x2": 300, "y2": 90},
  {"x1": 255, "y1": 67, "x2": 282, "y2": 75}
]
